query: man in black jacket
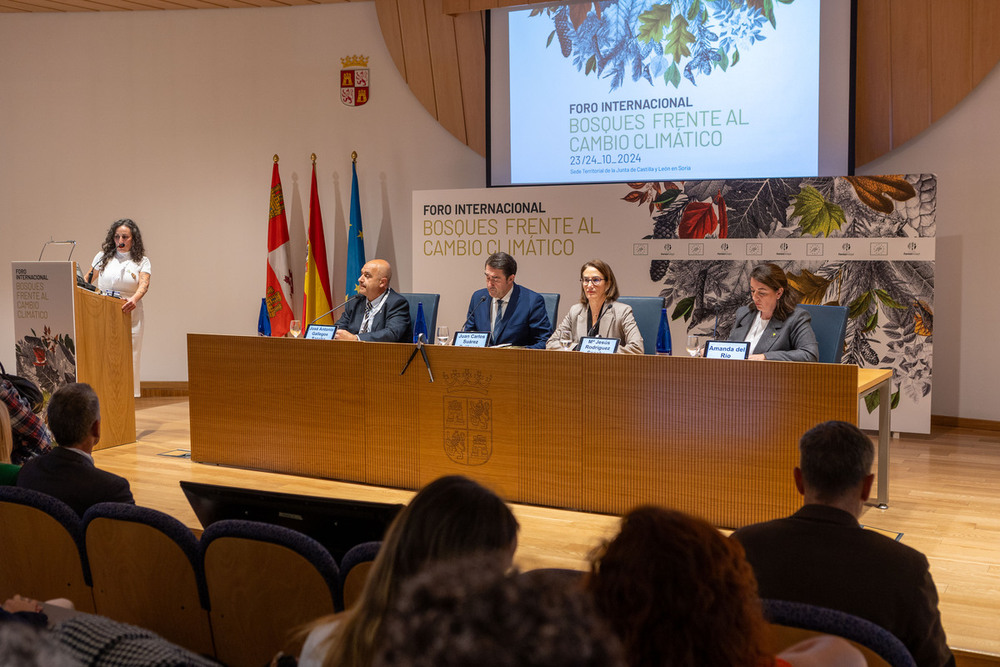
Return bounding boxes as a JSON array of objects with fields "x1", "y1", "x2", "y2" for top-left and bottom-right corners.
[
  {"x1": 732, "y1": 421, "x2": 954, "y2": 667},
  {"x1": 17, "y1": 383, "x2": 133, "y2": 516}
]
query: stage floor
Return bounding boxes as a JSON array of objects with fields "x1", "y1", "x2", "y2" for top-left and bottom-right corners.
[{"x1": 93, "y1": 397, "x2": 1000, "y2": 659}]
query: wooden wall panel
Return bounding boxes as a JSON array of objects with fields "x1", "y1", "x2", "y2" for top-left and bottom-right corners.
[
  {"x1": 454, "y1": 9, "x2": 486, "y2": 155},
  {"x1": 888, "y1": 0, "x2": 930, "y2": 149},
  {"x1": 855, "y1": 0, "x2": 892, "y2": 167},
  {"x1": 931, "y1": 1, "x2": 973, "y2": 123},
  {"x1": 972, "y1": 1, "x2": 1000, "y2": 83},
  {"x1": 374, "y1": 0, "x2": 406, "y2": 79},
  {"x1": 424, "y1": 0, "x2": 468, "y2": 145},
  {"x1": 396, "y1": 0, "x2": 437, "y2": 116}
]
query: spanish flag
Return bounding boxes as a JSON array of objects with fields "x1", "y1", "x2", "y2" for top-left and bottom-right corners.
[
  {"x1": 265, "y1": 157, "x2": 294, "y2": 337},
  {"x1": 302, "y1": 159, "x2": 334, "y2": 325}
]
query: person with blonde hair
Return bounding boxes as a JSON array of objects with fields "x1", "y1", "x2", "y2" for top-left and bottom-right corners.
[{"x1": 298, "y1": 475, "x2": 519, "y2": 667}]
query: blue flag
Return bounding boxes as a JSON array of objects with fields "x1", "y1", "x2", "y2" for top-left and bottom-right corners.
[
  {"x1": 257, "y1": 297, "x2": 271, "y2": 336},
  {"x1": 345, "y1": 160, "x2": 366, "y2": 301}
]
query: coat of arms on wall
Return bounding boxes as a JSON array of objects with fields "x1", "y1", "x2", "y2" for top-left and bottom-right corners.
[
  {"x1": 442, "y1": 370, "x2": 493, "y2": 466},
  {"x1": 340, "y1": 54, "x2": 370, "y2": 107}
]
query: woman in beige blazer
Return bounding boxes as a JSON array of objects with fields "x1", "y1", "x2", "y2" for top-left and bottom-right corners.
[{"x1": 546, "y1": 259, "x2": 644, "y2": 354}]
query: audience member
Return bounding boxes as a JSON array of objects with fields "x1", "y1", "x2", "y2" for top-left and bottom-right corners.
[
  {"x1": 0, "y1": 622, "x2": 76, "y2": 667},
  {"x1": 587, "y1": 505, "x2": 863, "y2": 667},
  {"x1": 298, "y1": 475, "x2": 519, "y2": 667},
  {"x1": 1, "y1": 378, "x2": 52, "y2": 466},
  {"x1": 53, "y1": 613, "x2": 220, "y2": 666},
  {"x1": 732, "y1": 421, "x2": 954, "y2": 667},
  {"x1": 373, "y1": 555, "x2": 625, "y2": 667},
  {"x1": 16, "y1": 383, "x2": 134, "y2": 516}
]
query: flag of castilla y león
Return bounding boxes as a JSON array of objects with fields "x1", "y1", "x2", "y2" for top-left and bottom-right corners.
[
  {"x1": 265, "y1": 158, "x2": 294, "y2": 337},
  {"x1": 341, "y1": 54, "x2": 369, "y2": 107}
]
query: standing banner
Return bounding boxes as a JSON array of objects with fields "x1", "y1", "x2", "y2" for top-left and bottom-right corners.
[
  {"x1": 413, "y1": 175, "x2": 935, "y2": 434},
  {"x1": 11, "y1": 261, "x2": 77, "y2": 397}
]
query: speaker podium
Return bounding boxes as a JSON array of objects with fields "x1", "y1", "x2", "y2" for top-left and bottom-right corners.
[{"x1": 10, "y1": 261, "x2": 135, "y2": 449}]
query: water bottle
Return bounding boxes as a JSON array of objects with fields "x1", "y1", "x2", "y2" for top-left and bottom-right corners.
[
  {"x1": 656, "y1": 307, "x2": 672, "y2": 355},
  {"x1": 413, "y1": 301, "x2": 428, "y2": 343}
]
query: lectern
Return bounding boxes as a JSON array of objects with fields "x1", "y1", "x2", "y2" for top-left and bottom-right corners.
[{"x1": 10, "y1": 261, "x2": 135, "y2": 449}]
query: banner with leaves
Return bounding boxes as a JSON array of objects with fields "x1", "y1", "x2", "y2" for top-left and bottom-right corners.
[
  {"x1": 413, "y1": 174, "x2": 934, "y2": 434},
  {"x1": 627, "y1": 173, "x2": 935, "y2": 432}
]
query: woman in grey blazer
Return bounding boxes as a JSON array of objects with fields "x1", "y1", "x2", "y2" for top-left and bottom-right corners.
[
  {"x1": 546, "y1": 259, "x2": 644, "y2": 354},
  {"x1": 728, "y1": 263, "x2": 819, "y2": 362}
]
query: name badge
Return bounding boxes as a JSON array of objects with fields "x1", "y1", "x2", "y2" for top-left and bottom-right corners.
[
  {"x1": 704, "y1": 340, "x2": 749, "y2": 359},
  {"x1": 304, "y1": 325, "x2": 338, "y2": 340},
  {"x1": 453, "y1": 331, "x2": 490, "y2": 348},
  {"x1": 578, "y1": 337, "x2": 620, "y2": 354}
]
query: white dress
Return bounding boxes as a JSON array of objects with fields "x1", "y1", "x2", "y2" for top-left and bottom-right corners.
[{"x1": 92, "y1": 251, "x2": 151, "y2": 397}]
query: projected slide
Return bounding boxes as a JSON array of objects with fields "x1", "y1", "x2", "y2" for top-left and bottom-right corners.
[{"x1": 507, "y1": 1, "x2": 821, "y2": 184}]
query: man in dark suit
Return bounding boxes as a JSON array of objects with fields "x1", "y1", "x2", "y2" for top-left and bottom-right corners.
[
  {"x1": 334, "y1": 259, "x2": 411, "y2": 343},
  {"x1": 463, "y1": 252, "x2": 551, "y2": 349},
  {"x1": 17, "y1": 383, "x2": 134, "y2": 516},
  {"x1": 732, "y1": 421, "x2": 954, "y2": 667}
]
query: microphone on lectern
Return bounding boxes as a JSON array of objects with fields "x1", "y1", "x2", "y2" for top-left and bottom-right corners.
[{"x1": 308, "y1": 294, "x2": 362, "y2": 327}]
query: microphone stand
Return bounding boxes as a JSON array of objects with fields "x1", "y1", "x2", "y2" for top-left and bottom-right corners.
[
  {"x1": 308, "y1": 294, "x2": 362, "y2": 328},
  {"x1": 399, "y1": 333, "x2": 434, "y2": 382}
]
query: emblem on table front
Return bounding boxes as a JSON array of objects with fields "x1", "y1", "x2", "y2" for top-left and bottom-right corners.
[{"x1": 443, "y1": 370, "x2": 493, "y2": 466}]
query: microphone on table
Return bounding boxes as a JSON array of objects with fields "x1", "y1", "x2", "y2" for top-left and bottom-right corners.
[
  {"x1": 465, "y1": 294, "x2": 489, "y2": 331},
  {"x1": 308, "y1": 294, "x2": 363, "y2": 327}
]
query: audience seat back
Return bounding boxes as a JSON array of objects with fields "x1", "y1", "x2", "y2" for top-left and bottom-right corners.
[
  {"x1": 338, "y1": 541, "x2": 381, "y2": 610},
  {"x1": 201, "y1": 519, "x2": 339, "y2": 666},
  {"x1": 0, "y1": 486, "x2": 95, "y2": 612},
  {"x1": 83, "y1": 502, "x2": 215, "y2": 657},
  {"x1": 762, "y1": 598, "x2": 916, "y2": 667}
]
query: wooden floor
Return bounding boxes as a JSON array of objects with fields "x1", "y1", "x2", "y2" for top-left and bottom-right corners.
[{"x1": 94, "y1": 397, "x2": 1000, "y2": 660}]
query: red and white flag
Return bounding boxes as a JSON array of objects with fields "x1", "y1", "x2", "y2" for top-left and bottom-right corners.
[{"x1": 265, "y1": 159, "x2": 294, "y2": 337}]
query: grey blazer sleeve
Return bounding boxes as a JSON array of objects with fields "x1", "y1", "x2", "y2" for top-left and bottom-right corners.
[{"x1": 758, "y1": 307, "x2": 819, "y2": 362}]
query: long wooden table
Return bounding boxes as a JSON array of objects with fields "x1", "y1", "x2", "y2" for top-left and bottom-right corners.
[{"x1": 188, "y1": 334, "x2": 882, "y2": 528}]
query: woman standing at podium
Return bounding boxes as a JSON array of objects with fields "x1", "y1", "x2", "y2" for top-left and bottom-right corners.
[{"x1": 86, "y1": 219, "x2": 151, "y2": 398}]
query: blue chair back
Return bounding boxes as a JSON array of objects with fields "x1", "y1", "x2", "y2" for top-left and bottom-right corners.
[
  {"x1": 617, "y1": 296, "x2": 665, "y2": 355},
  {"x1": 201, "y1": 519, "x2": 340, "y2": 665},
  {"x1": 0, "y1": 486, "x2": 95, "y2": 611},
  {"x1": 82, "y1": 502, "x2": 214, "y2": 656},
  {"x1": 400, "y1": 292, "x2": 440, "y2": 342},
  {"x1": 538, "y1": 292, "x2": 561, "y2": 330},
  {"x1": 338, "y1": 540, "x2": 381, "y2": 610},
  {"x1": 798, "y1": 304, "x2": 848, "y2": 363},
  {"x1": 762, "y1": 598, "x2": 917, "y2": 667}
]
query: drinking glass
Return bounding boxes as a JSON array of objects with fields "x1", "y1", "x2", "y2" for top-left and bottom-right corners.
[
  {"x1": 686, "y1": 335, "x2": 700, "y2": 357},
  {"x1": 560, "y1": 335, "x2": 573, "y2": 351},
  {"x1": 289, "y1": 320, "x2": 302, "y2": 338},
  {"x1": 436, "y1": 325, "x2": 450, "y2": 346}
]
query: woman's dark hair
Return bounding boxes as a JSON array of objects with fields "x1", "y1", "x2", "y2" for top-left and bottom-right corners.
[
  {"x1": 586, "y1": 506, "x2": 770, "y2": 667},
  {"x1": 317, "y1": 475, "x2": 519, "y2": 667},
  {"x1": 748, "y1": 263, "x2": 798, "y2": 321},
  {"x1": 95, "y1": 218, "x2": 145, "y2": 270},
  {"x1": 578, "y1": 259, "x2": 620, "y2": 304}
]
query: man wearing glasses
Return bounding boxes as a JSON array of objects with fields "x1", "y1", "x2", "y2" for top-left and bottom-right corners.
[{"x1": 463, "y1": 252, "x2": 551, "y2": 348}]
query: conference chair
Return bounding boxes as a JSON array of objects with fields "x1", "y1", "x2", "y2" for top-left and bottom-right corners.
[
  {"x1": 762, "y1": 598, "x2": 916, "y2": 667},
  {"x1": 799, "y1": 304, "x2": 849, "y2": 363},
  {"x1": 337, "y1": 540, "x2": 381, "y2": 610},
  {"x1": 82, "y1": 502, "x2": 214, "y2": 657},
  {"x1": 539, "y1": 292, "x2": 561, "y2": 330},
  {"x1": 617, "y1": 296, "x2": 666, "y2": 355},
  {"x1": 201, "y1": 519, "x2": 340, "y2": 666},
  {"x1": 400, "y1": 292, "x2": 440, "y2": 341},
  {"x1": 0, "y1": 486, "x2": 95, "y2": 612}
]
